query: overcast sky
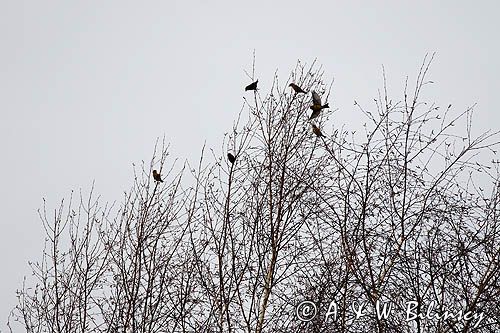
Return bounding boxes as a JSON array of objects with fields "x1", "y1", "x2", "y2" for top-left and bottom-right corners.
[{"x1": 1, "y1": 1, "x2": 499, "y2": 329}]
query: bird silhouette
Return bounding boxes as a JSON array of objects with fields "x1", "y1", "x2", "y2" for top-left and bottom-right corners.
[
  {"x1": 309, "y1": 90, "x2": 329, "y2": 120},
  {"x1": 312, "y1": 124, "x2": 325, "y2": 137},
  {"x1": 245, "y1": 80, "x2": 258, "y2": 91},
  {"x1": 227, "y1": 153, "x2": 236, "y2": 164},
  {"x1": 153, "y1": 170, "x2": 163, "y2": 182},
  {"x1": 289, "y1": 83, "x2": 306, "y2": 94}
]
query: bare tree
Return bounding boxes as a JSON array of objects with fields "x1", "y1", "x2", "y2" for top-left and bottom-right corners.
[{"x1": 10, "y1": 56, "x2": 500, "y2": 332}]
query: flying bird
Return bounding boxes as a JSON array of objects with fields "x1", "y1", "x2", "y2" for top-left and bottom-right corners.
[
  {"x1": 227, "y1": 153, "x2": 236, "y2": 164},
  {"x1": 245, "y1": 80, "x2": 258, "y2": 91},
  {"x1": 309, "y1": 90, "x2": 329, "y2": 120},
  {"x1": 153, "y1": 170, "x2": 163, "y2": 182},
  {"x1": 312, "y1": 124, "x2": 325, "y2": 137},
  {"x1": 289, "y1": 83, "x2": 306, "y2": 94}
]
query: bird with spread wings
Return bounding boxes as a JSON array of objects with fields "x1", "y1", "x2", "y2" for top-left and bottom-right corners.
[{"x1": 309, "y1": 90, "x2": 329, "y2": 120}]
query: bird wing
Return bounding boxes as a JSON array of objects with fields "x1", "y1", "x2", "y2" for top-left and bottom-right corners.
[
  {"x1": 246, "y1": 81, "x2": 257, "y2": 90},
  {"x1": 309, "y1": 110, "x2": 318, "y2": 120},
  {"x1": 312, "y1": 91, "x2": 322, "y2": 105}
]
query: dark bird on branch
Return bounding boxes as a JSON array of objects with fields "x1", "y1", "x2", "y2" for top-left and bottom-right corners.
[
  {"x1": 153, "y1": 170, "x2": 163, "y2": 182},
  {"x1": 309, "y1": 90, "x2": 329, "y2": 120},
  {"x1": 312, "y1": 124, "x2": 325, "y2": 137},
  {"x1": 289, "y1": 83, "x2": 306, "y2": 94},
  {"x1": 227, "y1": 153, "x2": 236, "y2": 164},
  {"x1": 245, "y1": 80, "x2": 258, "y2": 91}
]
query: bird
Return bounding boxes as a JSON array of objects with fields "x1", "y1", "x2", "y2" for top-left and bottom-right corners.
[
  {"x1": 227, "y1": 153, "x2": 236, "y2": 164},
  {"x1": 289, "y1": 83, "x2": 306, "y2": 94},
  {"x1": 245, "y1": 80, "x2": 258, "y2": 91},
  {"x1": 312, "y1": 124, "x2": 325, "y2": 137},
  {"x1": 309, "y1": 90, "x2": 329, "y2": 120},
  {"x1": 152, "y1": 170, "x2": 163, "y2": 182}
]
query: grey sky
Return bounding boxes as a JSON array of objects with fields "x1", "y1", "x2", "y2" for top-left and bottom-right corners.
[{"x1": 1, "y1": 1, "x2": 498, "y2": 329}]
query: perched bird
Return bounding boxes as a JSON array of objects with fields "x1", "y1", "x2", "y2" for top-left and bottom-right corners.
[
  {"x1": 309, "y1": 90, "x2": 329, "y2": 120},
  {"x1": 312, "y1": 124, "x2": 325, "y2": 137},
  {"x1": 289, "y1": 83, "x2": 306, "y2": 94},
  {"x1": 245, "y1": 80, "x2": 258, "y2": 91},
  {"x1": 227, "y1": 153, "x2": 236, "y2": 164},
  {"x1": 152, "y1": 170, "x2": 163, "y2": 182}
]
